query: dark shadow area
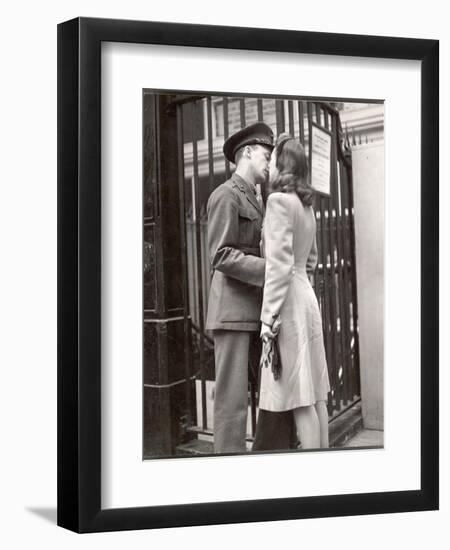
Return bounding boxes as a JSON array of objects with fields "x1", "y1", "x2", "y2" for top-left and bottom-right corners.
[{"x1": 26, "y1": 507, "x2": 57, "y2": 525}]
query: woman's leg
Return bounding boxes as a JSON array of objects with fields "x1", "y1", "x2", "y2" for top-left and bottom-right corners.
[
  {"x1": 314, "y1": 400, "x2": 329, "y2": 448},
  {"x1": 293, "y1": 405, "x2": 320, "y2": 449}
]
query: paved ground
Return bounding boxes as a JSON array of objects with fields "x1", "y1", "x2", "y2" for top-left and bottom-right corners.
[{"x1": 344, "y1": 428, "x2": 384, "y2": 447}]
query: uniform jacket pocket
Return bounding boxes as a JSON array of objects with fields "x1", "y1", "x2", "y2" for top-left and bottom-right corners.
[{"x1": 238, "y1": 206, "x2": 259, "y2": 244}]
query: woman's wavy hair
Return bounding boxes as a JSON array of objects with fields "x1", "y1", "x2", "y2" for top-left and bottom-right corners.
[{"x1": 270, "y1": 133, "x2": 313, "y2": 207}]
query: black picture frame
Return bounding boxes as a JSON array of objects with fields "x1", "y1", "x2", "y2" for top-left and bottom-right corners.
[{"x1": 57, "y1": 17, "x2": 439, "y2": 533}]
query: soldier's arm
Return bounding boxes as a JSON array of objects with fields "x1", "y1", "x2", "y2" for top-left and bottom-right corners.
[{"x1": 207, "y1": 186, "x2": 265, "y2": 287}]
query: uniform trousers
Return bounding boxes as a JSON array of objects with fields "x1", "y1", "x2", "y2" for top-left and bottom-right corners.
[
  {"x1": 213, "y1": 330, "x2": 251, "y2": 453},
  {"x1": 213, "y1": 330, "x2": 299, "y2": 453}
]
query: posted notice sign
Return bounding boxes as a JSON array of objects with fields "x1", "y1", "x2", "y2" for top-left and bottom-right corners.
[{"x1": 311, "y1": 124, "x2": 332, "y2": 195}]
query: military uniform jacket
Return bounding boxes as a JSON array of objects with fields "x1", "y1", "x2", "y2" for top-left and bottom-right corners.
[{"x1": 206, "y1": 173, "x2": 265, "y2": 331}]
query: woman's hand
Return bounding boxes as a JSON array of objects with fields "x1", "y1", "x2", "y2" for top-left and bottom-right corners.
[{"x1": 260, "y1": 322, "x2": 276, "y2": 343}]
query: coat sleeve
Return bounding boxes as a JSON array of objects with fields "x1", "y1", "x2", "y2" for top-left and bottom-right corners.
[
  {"x1": 207, "y1": 185, "x2": 265, "y2": 287},
  {"x1": 260, "y1": 193, "x2": 294, "y2": 326}
]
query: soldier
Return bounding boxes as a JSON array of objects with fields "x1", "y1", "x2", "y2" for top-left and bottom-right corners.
[{"x1": 205, "y1": 122, "x2": 274, "y2": 453}]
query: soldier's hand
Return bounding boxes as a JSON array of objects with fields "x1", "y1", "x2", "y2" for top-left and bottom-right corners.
[{"x1": 260, "y1": 322, "x2": 276, "y2": 343}]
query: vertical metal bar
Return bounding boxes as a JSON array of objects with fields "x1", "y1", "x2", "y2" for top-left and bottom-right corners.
[
  {"x1": 324, "y1": 109, "x2": 343, "y2": 406},
  {"x1": 348, "y1": 163, "x2": 357, "y2": 397},
  {"x1": 340, "y1": 153, "x2": 358, "y2": 399},
  {"x1": 326, "y1": 206, "x2": 341, "y2": 413},
  {"x1": 315, "y1": 103, "x2": 322, "y2": 127},
  {"x1": 323, "y1": 107, "x2": 329, "y2": 131},
  {"x1": 337, "y1": 156, "x2": 353, "y2": 403},
  {"x1": 205, "y1": 97, "x2": 215, "y2": 330},
  {"x1": 326, "y1": 106, "x2": 345, "y2": 409},
  {"x1": 185, "y1": 187, "x2": 196, "y2": 333},
  {"x1": 176, "y1": 103, "x2": 193, "y2": 427},
  {"x1": 250, "y1": 383, "x2": 257, "y2": 438},
  {"x1": 200, "y1": 213, "x2": 210, "y2": 328},
  {"x1": 309, "y1": 102, "x2": 335, "y2": 415},
  {"x1": 240, "y1": 98, "x2": 246, "y2": 128},
  {"x1": 314, "y1": 211, "x2": 332, "y2": 413},
  {"x1": 323, "y1": 108, "x2": 342, "y2": 406},
  {"x1": 343, "y1": 158, "x2": 361, "y2": 397},
  {"x1": 275, "y1": 99, "x2": 285, "y2": 135},
  {"x1": 298, "y1": 101, "x2": 305, "y2": 145},
  {"x1": 201, "y1": 216, "x2": 211, "y2": 320},
  {"x1": 339, "y1": 160, "x2": 350, "y2": 327},
  {"x1": 329, "y1": 112, "x2": 350, "y2": 406},
  {"x1": 189, "y1": 179, "x2": 199, "y2": 328},
  {"x1": 257, "y1": 98, "x2": 263, "y2": 121},
  {"x1": 223, "y1": 97, "x2": 231, "y2": 179},
  {"x1": 191, "y1": 101, "x2": 208, "y2": 430},
  {"x1": 324, "y1": 106, "x2": 341, "y2": 413},
  {"x1": 323, "y1": 111, "x2": 341, "y2": 411},
  {"x1": 206, "y1": 97, "x2": 215, "y2": 196},
  {"x1": 288, "y1": 100, "x2": 295, "y2": 135}
]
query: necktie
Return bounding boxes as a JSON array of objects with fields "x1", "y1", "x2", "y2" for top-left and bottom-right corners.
[{"x1": 255, "y1": 184, "x2": 263, "y2": 209}]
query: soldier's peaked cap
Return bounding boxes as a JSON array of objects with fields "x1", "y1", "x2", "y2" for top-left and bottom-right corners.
[{"x1": 223, "y1": 122, "x2": 274, "y2": 164}]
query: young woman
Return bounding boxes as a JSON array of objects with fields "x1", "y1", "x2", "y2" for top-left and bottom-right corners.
[{"x1": 258, "y1": 133, "x2": 330, "y2": 449}]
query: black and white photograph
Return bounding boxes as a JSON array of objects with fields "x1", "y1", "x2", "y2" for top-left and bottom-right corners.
[{"x1": 143, "y1": 92, "x2": 385, "y2": 459}]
